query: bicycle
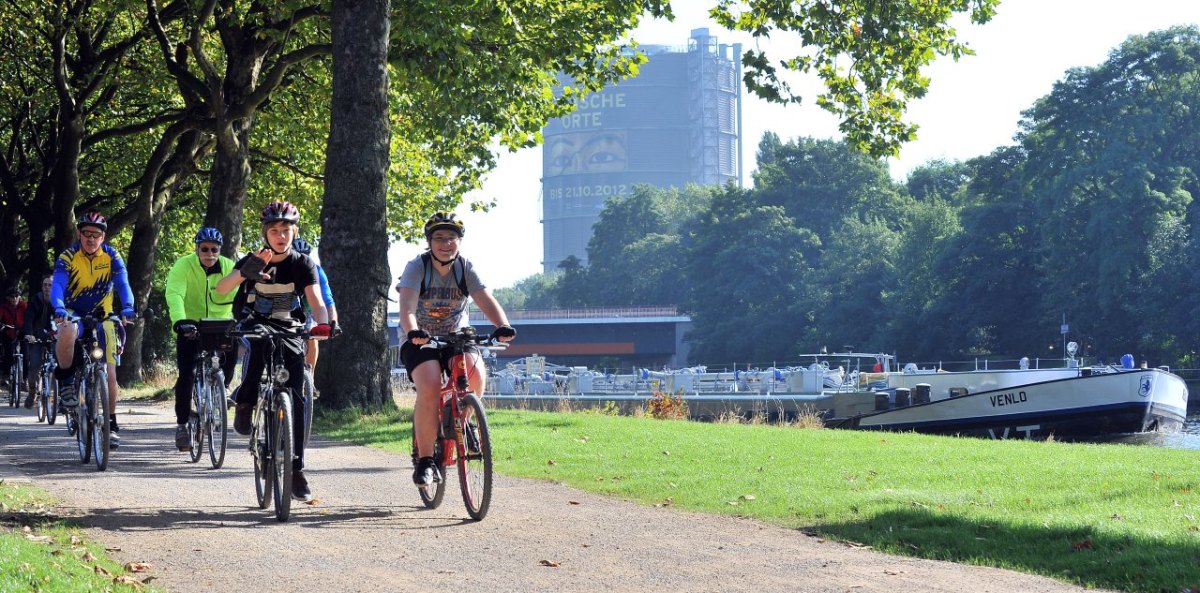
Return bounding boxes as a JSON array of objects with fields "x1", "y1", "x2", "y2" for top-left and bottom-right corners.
[
  {"x1": 1, "y1": 326, "x2": 21, "y2": 408},
  {"x1": 228, "y1": 321, "x2": 309, "y2": 522},
  {"x1": 184, "y1": 319, "x2": 235, "y2": 468},
  {"x1": 28, "y1": 337, "x2": 57, "y2": 425},
  {"x1": 64, "y1": 313, "x2": 120, "y2": 471},
  {"x1": 412, "y1": 327, "x2": 506, "y2": 521}
]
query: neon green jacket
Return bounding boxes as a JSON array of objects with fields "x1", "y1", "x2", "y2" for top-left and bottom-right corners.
[{"x1": 165, "y1": 253, "x2": 237, "y2": 323}]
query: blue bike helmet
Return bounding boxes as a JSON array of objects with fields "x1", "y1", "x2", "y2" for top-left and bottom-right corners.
[
  {"x1": 293, "y1": 237, "x2": 313, "y2": 255},
  {"x1": 194, "y1": 226, "x2": 224, "y2": 245}
]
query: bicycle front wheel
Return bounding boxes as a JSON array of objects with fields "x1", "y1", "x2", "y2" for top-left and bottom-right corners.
[
  {"x1": 92, "y1": 371, "x2": 110, "y2": 471},
  {"x1": 35, "y1": 377, "x2": 46, "y2": 423},
  {"x1": 302, "y1": 367, "x2": 314, "y2": 448},
  {"x1": 75, "y1": 388, "x2": 91, "y2": 464},
  {"x1": 252, "y1": 398, "x2": 271, "y2": 509},
  {"x1": 207, "y1": 374, "x2": 228, "y2": 469},
  {"x1": 457, "y1": 393, "x2": 493, "y2": 521},
  {"x1": 188, "y1": 375, "x2": 204, "y2": 463},
  {"x1": 8, "y1": 362, "x2": 19, "y2": 407},
  {"x1": 271, "y1": 390, "x2": 294, "y2": 522},
  {"x1": 45, "y1": 373, "x2": 58, "y2": 426}
]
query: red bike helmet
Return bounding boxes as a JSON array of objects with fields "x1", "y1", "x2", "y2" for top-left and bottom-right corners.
[
  {"x1": 76, "y1": 211, "x2": 108, "y2": 232},
  {"x1": 260, "y1": 201, "x2": 300, "y2": 225}
]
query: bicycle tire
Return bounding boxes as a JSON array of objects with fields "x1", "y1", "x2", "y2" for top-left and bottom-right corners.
[
  {"x1": 414, "y1": 425, "x2": 447, "y2": 509},
  {"x1": 188, "y1": 374, "x2": 204, "y2": 463},
  {"x1": 207, "y1": 372, "x2": 228, "y2": 469},
  {"x1": 76, "y1": 382, "x2": 92, "y2": 464},
  {"x1": 45, "y1": 374, "x2": 58, "y2": 426},
  {"x1": 92, "y1": 370, "x2": 110, "y2": 471},
  {"x1": 9, "y1": 360, "x2": 19, "y2": 407},
  {"x1": 302, "y1": 367, "x2": 314, "y2": 448},
  {"x1": 271, "y1": 389, "x2": 294, "y2": 522},
  {"x1": 253, "y1": 395, "x2": 271, "y2": 509},
  {"x1": 457, "y1": 393, "x2": 493, "y2": 521},
  {"x1": 35, "y1": 378, "x2": 46, "y2": 423}
]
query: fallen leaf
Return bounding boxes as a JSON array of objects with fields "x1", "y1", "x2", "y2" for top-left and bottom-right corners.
[
  {"x1": 539, "y1": 560, "x2": 560, "y2": 567},
  {"x1": 124, "y1": 561, "x2": 152, "y2": 572},
  {"x1": 727, "y1": 501, "x2": 738, "y2": 506},
  {"x1": 24, "y1": 535, "x2": 51, "y2": 543},
  {"x1": 662, "y1": 450, "x2": 670, "y2": 456},
  {"x1": 94, "y1": 565, "x2": 112, "y2": 577},
  {"x1": 1070, "y1": 539, "x2": 1094, "y2": 550},
  {"x1": 305, "y1": 499, "x2": 321, "y2": 506},
  {"x1": 547, "y1": 459, "x2": 557, "y2": 466},
  {"x1": 740, "y1": 494, "x2": 756, "y2": 501},
  {"x1": 82, "y1": 551, "x2": 97, "y2": 562},
  {"x1": 113, "y1": 574, "x2": 144, "y2": 588},
  {"x1": 568, "y1": 500, "x2": 580, "y2": 505},
  {"x1": 70, "y1": 535, "x2": 83, "y2": 546}
]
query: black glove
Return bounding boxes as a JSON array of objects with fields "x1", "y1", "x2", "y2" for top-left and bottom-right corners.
[
  {"x1": 491, "y1": 325, "x2": 516, "y2": 340},
  {"x1": 240, "y1": 256, "x2": 268, "y2": 281},
  {"x1": 329, "y1": 320, "x2": 342, "y2": 338},
  {"x1": 173, "y1": 320, "x2": 198, "y2": 337},
  {"x1": 407, "y1": 329, "x2": 430, "y2": 343}
]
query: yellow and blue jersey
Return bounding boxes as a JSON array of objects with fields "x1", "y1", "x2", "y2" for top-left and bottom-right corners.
[{"x1": 51, "y1": 243, "x2": 134, "y2": 318}]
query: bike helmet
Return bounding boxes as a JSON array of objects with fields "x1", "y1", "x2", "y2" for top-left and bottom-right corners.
[
  {"x1": 76, "y1": 211, "x2": 108, "y2": 232},
  {"x1": 292, "y1": 237, "x2": 313, "y2": 255},
  {"x1": 193, "y1": 226, "x2": 224, "y2": 245},
  {"x1": 424, "y1": 212, "x2": 465, "y2": 240},
  {"x1": 260, "y1": 201, "x2": 300, "y2": 225},
  {"x1": 4, "y1": 287, "x2": 19, "y2": 297}
]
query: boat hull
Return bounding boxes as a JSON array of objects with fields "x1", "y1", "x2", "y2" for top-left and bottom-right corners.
[{"x1": 830, "y1": 368, "x2": 1188, "y2": 440}]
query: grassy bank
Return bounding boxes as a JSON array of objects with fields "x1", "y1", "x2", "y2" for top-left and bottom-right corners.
[
  {"x1": 316, "y1": 406, "x2": 1200, "y2": 593},
  {"x1": 0, "y1": 480, "x2": 158, "y2": 592}
]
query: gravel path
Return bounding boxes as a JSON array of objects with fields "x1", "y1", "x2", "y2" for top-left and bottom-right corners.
[{"x1": 0, "y1": 399, "x2": 1114, "y2": 593}]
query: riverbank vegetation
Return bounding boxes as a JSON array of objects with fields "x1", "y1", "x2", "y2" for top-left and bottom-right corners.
[{"x1": 317, "y1": 406, "x2": 1200, "y2": 593}]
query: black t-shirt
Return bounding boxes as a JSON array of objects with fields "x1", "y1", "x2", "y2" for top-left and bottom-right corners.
[{"x1": 233, "y1": 251, "x2": 319, "y2": 324}]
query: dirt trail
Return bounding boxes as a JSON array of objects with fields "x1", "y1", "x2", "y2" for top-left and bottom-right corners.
[{"x1": 0, "y1": 400, "x2": 1113, "y2": 593}]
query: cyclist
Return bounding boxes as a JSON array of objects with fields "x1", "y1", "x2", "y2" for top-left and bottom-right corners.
[
  {"x1": 291, "y1": 237, "x2": 340, "y2": 378},
  {"x1": 218, "y1": 201, "x2": 332, "y2": 502},
  {"x1": 50, "y1": 212, "x2": 136, "y2": 449},
  {"x1": 395, "y1": 212, "x2": 516, "y2": 487},
  {"x1": 165, "y1": 227, "x2": 238, "y2": 452},
  {"x1": 0, "y1": 286, "x2": 26, "y2": 396},
  {"x1": 23, "y1": 275, "x2": 55, "y2": 409}
]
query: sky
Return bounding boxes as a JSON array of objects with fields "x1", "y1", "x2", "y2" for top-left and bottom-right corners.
[{"x1": 382, "y1": 0, "x2": 1199, "y2": 295}]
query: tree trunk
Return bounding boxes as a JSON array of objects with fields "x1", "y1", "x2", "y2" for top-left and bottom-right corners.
[
  {"x1": 204, "y1": 124, "x2": 253, "y2": 257},
  {"x1": 318, "y1": 0, "x2": 392, "y2": 410},
  {"x1": 119, "y1": 128, "x2": 207, "y2": 385}
]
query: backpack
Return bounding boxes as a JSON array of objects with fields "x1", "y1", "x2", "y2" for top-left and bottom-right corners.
[{"x1": 419, "y1": 252, "x2": 470, "y2": 299}]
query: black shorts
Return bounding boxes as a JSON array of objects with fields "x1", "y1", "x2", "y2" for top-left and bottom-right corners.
[{"x1": 400, "y1": 341, "x2": 480, "y2": 377}]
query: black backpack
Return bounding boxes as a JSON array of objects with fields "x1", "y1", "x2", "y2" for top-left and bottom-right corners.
[{"x1": 419, "y1": 252, "x2": 470, "y2": 299}]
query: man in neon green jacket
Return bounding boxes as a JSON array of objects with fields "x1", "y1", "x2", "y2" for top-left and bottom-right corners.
[{"x1": 165, "y1": 227, "x2": 237, "y2": 451}]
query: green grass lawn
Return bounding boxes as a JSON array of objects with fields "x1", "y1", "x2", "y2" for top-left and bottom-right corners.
[
  {"x1": 0, "y1": 480, "x2": 158, "y2": 592},
  {"x1": 316, "y1": 406, "x2": 1200, "y2": 593}
]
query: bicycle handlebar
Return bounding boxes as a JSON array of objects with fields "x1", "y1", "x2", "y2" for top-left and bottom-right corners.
[
  {"x1": 227, "y1": 324, "x2": 312, "y2": 341},
  {"x1": 419, "y1": 329, "x2": 510, "y2": 352}
]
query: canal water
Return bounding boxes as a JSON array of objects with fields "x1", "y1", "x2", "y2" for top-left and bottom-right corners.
[{"x1": 1094, "y1": 407, "x2": 1200, "y2": 449}]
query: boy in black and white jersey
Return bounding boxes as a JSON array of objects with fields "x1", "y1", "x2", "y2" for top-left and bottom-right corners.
[{"x1": 218, "y1": 201, "x2": 332, "y2": 502}]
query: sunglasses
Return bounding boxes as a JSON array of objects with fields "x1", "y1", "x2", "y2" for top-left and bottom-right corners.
[
  {"x1": 197, "y1": 246, "x2": 220, "y2": 254},
  {"x1": 81, "y1": 231, "x2": 104, "y2": 239}
]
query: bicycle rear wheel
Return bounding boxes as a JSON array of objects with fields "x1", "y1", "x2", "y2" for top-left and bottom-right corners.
[
  {"x1": 302, "y1": 367, "x2": 314, "y2": 448},
  {"x1": 252, "y1": 398, "x2": 271, "y2": 509},
  {"x1": 457, "y1": 393, "x2": 493, "y2": 521},
  {"x1": 92, "y1": 371, "x2": 110, "y2": 471},
  {"x1": 8, "y1": 361, "x2": 19, "y2": 407},
  {"x1": 35, "y1": 380, "x2": 46, "y2": 423},
  {"x1": 271, "y1": 390, "x2": 294, "y2": 522},
  {"x1": 207, "y1": 373, "x2": 228, "y2": 469},
  {"x1": 413, "y1": 421, "x2": 446, "y2": 509},
  {"x1": 188, "y1": 376, "x2": 204, "y2": 463}
]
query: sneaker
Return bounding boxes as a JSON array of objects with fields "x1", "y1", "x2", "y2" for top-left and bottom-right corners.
[
  {"x1": 109, "y1": 430, "x2": 121, "y2": 450},
  {"x1": 233, "y1": 404, "x2": 252, "y2": 436},
  {"x1": 292, "y1": 470, "x2": 312, "y2": 502},
  {"x1": 412, "y1": 456, "x2": 441, "y2": 487},
  {"x1": 175, "y1": 424, "x2": 192, "y2": 451},
  {"x1": 465, "y1": 421, "x2": 481, "y2": 455},
  {"x1": 58, "y1": 382, "x2": 78, "y2": 409},
  {"x1": 23, "y1": 393, "x2": 34, "y2": 409}
]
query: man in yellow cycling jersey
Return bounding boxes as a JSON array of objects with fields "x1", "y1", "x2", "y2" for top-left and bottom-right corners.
[
  {"x1": 51, "y1": 212, "x2": 135, "y2": 449},
  {"x1": 165, "y1": 226, "x2": 237, "y2": 451}
]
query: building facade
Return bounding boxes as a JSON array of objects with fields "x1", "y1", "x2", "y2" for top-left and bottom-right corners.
[{"x1": 541, "y1": 28, "x2": 743, "y2": 272}]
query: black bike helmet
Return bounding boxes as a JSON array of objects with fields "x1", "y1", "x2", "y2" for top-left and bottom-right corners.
[
  {"x1": 423, "y1": 212, "x2": 465, "y2": 240},
  {"x1": 77, "y1": 211, "x2": 108, "y2": 232},
  {"x1": 260, "y1": 201, "x2": 300, "y2": 225},
  {"x1": 194, "y1": 226, "x2": 224, "y2": 245}
]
